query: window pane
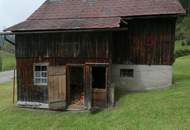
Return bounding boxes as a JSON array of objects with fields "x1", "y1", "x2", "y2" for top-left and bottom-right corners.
[
  {"x1": 42, "y1": 72, "x2": 47, "y2": 77},
  {"x1": 34, "y1": 64, "x2": 48, "y2": 85},
  {"x1": 35, "y1": 78, "x2": 41, "y2": 84},
  {"x1": 35, "y1": 66, "x2": 41, "y2": 71},
  {"x1": 35, "y1": 72, "x2": 41, "y2": 77},
  {"x1": 41, "y1": 66, "x2": 47, "y2": 71},
  {"x1": 42, "y1": 78, "x2": 47, "y2": 84}
]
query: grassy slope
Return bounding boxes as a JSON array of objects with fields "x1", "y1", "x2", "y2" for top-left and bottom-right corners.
[
  {"x1": 0, "y1": 56, "x2": 190, "y2": 130},
  {"x1": 0, "y1": 50, "x2": 16, "y2": 71}
]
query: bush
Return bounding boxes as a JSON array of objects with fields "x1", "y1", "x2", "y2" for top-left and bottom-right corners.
[
  {"x1": 181, "y1": 41, "x2": 186, "y2": 46},
  {"x1": 187, "y1": 41, "x2": 190, "y2": 46},
  {"x1": 176, "y1": 17, "x2": 190, "y2": 42},
  {"x1": 175, "y1": 49, "x2": 190, "y2": 58}
]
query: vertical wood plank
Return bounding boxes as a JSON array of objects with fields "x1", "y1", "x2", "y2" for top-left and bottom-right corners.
[{"x1": 48, "y1": 66, "x2": 67, "y2": 110}]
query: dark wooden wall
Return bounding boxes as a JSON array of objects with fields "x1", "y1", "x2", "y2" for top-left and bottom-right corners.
[
  {"x1": 112, "y1": 17, "x2": 176, "y2": 65},
  {"x1": 16, "y1": 32, "x2": 111, "y2": 59},
  {"x1": 16, "y1": 32, "x2": 111, "y2": 103}
]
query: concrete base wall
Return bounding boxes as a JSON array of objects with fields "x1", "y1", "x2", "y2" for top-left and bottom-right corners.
[
  {"x1": 111, "y1": 65, "x2": 172, "y2": 91},
  {"x1": 17, "y1": 101, "x2": 49, "y2": 109}
]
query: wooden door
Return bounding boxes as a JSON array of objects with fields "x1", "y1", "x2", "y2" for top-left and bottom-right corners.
[
  {"x1": 85, "y1": 64, "x2": 109, "y2": 109},
  {"x1": 91, "y1": 66, "x2": 108, "y2": 108},
  {"x1": 48, "y1": 66, "x2": 67, "y2": 110}
]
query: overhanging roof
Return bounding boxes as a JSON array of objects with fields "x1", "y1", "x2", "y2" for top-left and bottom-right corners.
[
  {"x1": 5, "y1": 0, "x2": 185, "y2": 32},
  {"x1": 5, "y1": 17, "x2": 121, "y2": 31}
]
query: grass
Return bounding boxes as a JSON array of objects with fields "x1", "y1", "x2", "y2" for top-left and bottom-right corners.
[
  {"x1": 0, "y1": 50, "x2": 16, "y2": 71},
  {"x1": 1, "y1": 56, "x2": 190, "y2": 130}
]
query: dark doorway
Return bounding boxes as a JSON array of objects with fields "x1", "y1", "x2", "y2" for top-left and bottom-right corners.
[
  {"x1": 91, "y1": 66, "x2": 107, "y2": 108},
  {"x1": 67, "y1": 66, "x2": 84, "y2": 110},
  {"x1": 92, "y1": 66, "x2": 106, "y2": 89}
]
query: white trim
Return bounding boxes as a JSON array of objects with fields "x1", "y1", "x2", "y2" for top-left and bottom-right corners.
[{"x1": 33, "y1": 63, "x2": 49, "y2": 66}]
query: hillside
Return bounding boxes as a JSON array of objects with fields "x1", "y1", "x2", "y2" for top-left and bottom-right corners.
[
  {"x1": 0, "y1": 35, "x2": 15, "y2": 71},
  {"x1": 0, "y1": 50, "x2": 15, "y2": 71}
]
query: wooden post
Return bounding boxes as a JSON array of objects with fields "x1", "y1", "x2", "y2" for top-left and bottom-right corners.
[{"x1": 13, "y1": 69, "x2": 16, "y2": 104}]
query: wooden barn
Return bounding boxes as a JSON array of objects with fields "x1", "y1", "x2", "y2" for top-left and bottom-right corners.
[{"x1": 5, "y1": 0, "x2": 185, "y2": 110}]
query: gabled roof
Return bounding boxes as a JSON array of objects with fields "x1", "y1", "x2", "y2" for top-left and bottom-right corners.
[{"x1": 6, "y1": 0, "x2": 185, "y2": 32}]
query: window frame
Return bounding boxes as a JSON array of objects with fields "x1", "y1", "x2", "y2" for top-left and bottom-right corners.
[
  {"x1": 33, "y1": 63, "x2": 49, "y2": 86},
  {"x1": 120, "y1": 69, "x2": 134, "y2": 78}
]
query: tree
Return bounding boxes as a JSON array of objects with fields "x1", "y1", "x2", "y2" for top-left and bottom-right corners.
[{"x1": 176, "y1": 17, "x2": 190, "y2": 44}]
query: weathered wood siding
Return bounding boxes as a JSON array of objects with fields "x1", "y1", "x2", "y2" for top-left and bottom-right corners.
[
  {"x1": 16, "y1": 32, "x2": 111, "y2": 103},
  {"x1": 48, "y1": 66, "x2": 67, "y2": 110},
  {"x1": 112, "y1": 18, "x2": 176, "y2": 65},
  {"x1": 16, "y1": 32, "x2": 111, "y2": 58}
]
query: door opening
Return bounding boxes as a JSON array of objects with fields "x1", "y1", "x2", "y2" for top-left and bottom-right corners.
[
  {"x1": 67, "y1": 66, "x2": 84, "y2": 110},
  {"x1": 92, "y1": 66, "x2": 106, "y2": 89},
  {"x1": 91, "y1": 66, "x2": 108, "y2": 108}
]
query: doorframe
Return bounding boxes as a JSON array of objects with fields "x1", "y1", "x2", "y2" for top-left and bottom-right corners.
[
  {"x1": 85, "y1": 62, "x2": 110, "y2": 109},
  {"x1": 65, "y1": 63, "x2": 110, "y2": 110}
]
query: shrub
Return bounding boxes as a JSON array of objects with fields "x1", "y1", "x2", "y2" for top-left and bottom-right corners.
[
  {"x1": 181, "y1": 41, "x2": 186, "y2": 46},
  {"x1": 175, "y1": 49, "x2": 190, "y2": 58}
]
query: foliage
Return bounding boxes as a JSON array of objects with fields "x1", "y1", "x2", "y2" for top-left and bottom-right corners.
[
  {"x1": 175, "y1": 16, "x2": 190, "y2": 57},
  {"x1": 0, "y1": 56, "x2": 190, "y2": 130},
  {"x1": 176, "y1": 16, "x2": 190, "y2": 44},
  {"x1": 0, "y1": 50, "x2": 15, "y2": 71},
  {"x1": 175, "y1": 40, "x2": 190, "y2": 58},
  {"x1": 180, "y1": 0, "x2": 190, "y2": 15},
  {"x1": 1, "y1": 41, "x2": 15, "y2": 54}
]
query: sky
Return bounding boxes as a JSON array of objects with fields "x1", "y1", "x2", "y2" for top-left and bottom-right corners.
[{"x1": 0, "y1": 0, "x2": 46, "y2": 31}]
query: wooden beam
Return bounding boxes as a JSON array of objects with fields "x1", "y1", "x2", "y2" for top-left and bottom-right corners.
[{"x1": 10, "y1": 28, "x2": 128, "y2": 35}]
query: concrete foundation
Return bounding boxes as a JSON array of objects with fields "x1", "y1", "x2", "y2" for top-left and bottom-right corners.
[
  {"x1": 17, "y1": 101, "x2": 49, "y2": 109},
  {"x1": 111, "y1": 65, "x2": 172, "y2": 91}
]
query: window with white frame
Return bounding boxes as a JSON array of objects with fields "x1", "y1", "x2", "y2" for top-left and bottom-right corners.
[{"x1": 33, "y1": 64, "x2": 48, "y2": 86}]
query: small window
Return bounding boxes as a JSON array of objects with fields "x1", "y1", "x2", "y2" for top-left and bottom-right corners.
[
  {"x1": 120, "y1": 69, "x2": 134, "y2": 78},
  {"x1": 34, "y1": 64, "x2": 48, "y2": 86}
]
